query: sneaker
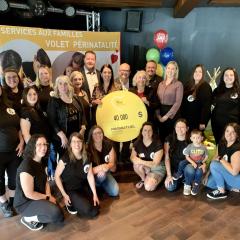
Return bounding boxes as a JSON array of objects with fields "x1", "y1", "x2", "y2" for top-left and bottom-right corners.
[
  {"x1": 207, "y1": 190, "x2": 227, "y2": 200},
  {"x1": 66, "y1": 205, "x2": 77, "y2": 215},
  {"x1": 191, "y1": 183, "x2": 200, "y2": 196},
  {"x1": 172, "y1": 172, "x2": 183, "y2": 181},
  {"x1": 183, "y1": 184, "x2": 191, "y2": 196},
  {"x1": 21, "y1": 217, "x2": 44, "y2": 231},
  {"x1": 0, "y1": 201, "x2": 13, "y2": 218}
]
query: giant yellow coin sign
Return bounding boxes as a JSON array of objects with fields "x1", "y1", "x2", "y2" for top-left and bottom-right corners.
[{"x1": 96, "y1": 90, "x2": 148, "y2": 142}]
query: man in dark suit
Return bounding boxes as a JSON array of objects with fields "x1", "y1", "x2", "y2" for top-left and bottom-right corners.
[{"x1": 81, "y1": 50, "x2": 101, "y2": 100}]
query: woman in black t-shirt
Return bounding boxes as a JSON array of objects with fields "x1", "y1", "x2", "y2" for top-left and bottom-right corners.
[
  {"x1": 131, "y1": 122, "x2": 165, "y2": 191},
  {"x1": 181, "y1": 64, "x2": 212, "y2": 131},
  {"x1": 87, "y1": 125, "x2": 119, "y2": 197},
  {"x1": 211, "y1": 68, "x2": 240, "y2": 144},
  {"x1": 0, "y1": 84, "x2": 24, "y2": 218},
  {"x1": 14, "y1": 134, "x2": 63, "y2": 231},
  {"x1": 164, "y1": 118, "x2": 189, "y2": 192},
  {"x1": 206, "y1": 123, "x2": 240, "y2": 200},
  {"x1": 55, "y1": 132, "x2": 99, "y2": 217},
  {"x1": 2, "y1": 68, "x2": 24, "y2": 114}
]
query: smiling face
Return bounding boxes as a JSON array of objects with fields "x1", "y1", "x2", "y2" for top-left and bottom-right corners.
[
  {"x1": 72, "y1": 72, "x2": 84, "y2": 90},
  {"x1": 5, "y1": 71, "x2": 19, "y2": 90},
  {"x1": 57, "y1": 79, "x2": 69, "y2": 95},
  {"x1": 101, "y1": 66, "x2": 112, "y2": 83},
  {"x1": 224, "y1": 69, "x2": 235, "y2": 88},
  {"x1": 175, "y1": 121, "x2": 188, "y2": 138},
  {"x1": 38, "y1": 67, "x2": 50, "y2": 86},
  {"x1": 70, "y1": 136, "x2": 83, "y2": 153},
  {"x1": 136, "y1": 72, "x2": 147, "y2": 87},
  {"x1": 165, "y1": 62, "x2": 177, "y2": 80},
  {"x1": 193, "y1": 66, "x2": 203, "y2": 84},
  {"x1": 92, "y1": 127, "x2": 104, "y2": 144},
  {"x1": 27, "y1": 88, "x2": 38, "y2": 106},
  {"x1": 224, "y1": 125, "x2": 237, "y2": 144},
  {"x1": 146, "y1": 61, "x2": 157, "y2": 78},
  {"x1": 84, "y1": 52, "x2": 96, "y2": 71},
  {"x1": 35, "y1": 137, "x2": 48, "y2": 160},
  {"x1": 142, "y1": 124, "x2": 153, "y2": 141},
  {"x1": 119, "y1": 63, "x2": 130, "y2": 82}
]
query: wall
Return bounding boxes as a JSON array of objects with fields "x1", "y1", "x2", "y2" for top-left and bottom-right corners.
[{"x1": 101, "y1": 7, "x2": 240, "y2": 82}]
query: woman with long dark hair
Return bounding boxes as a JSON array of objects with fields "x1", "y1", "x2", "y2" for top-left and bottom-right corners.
[
  {"x1": 87, "y1": 125, "x2": 119, "y2": 197},
  {"x1": 181, "y1": 64, "x2": 212, "y2": 131},
  {"x1": 131, "y1": 122, "x2": 165, "y2": 191},
  {"x1": 14, "y1": 134, "x2": 63, "y2": 231},
  {"x1": 55, "y1": 132, "x2": 99, "y2": 217},
  {"x1": 206, "y1": 123, "x2": 240, "y2": 199},
  {"x1": 211, "y1": 68, "x2": 240, "y2": 144}
]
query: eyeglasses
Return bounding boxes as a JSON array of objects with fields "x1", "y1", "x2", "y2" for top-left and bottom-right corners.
[{"x1": 36, "y1": 143, "x2": 49, "y2": 147}]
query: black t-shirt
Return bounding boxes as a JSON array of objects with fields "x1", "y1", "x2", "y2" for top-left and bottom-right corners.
[
  {"x1": 61, "y1": 153, "x2": 91, "y2": 191},
  {"x1": 20, "y1": 106, "x2": 50, "y2": 140},
  {"x1": 0, "y1": 105, "x2": 20, "y2": 152},
  {"x1": 37, "y1": 85, "x2": 53, "y2": 114},
  {"x1": 14, "y1": 158, "x2": 47, "y2": 213},
  {"x1": 92, "y1": 139, "x2": 113, "y2": 167},
  {"x1": 133, "y1": 138, "x2": 162, "y2": 161},
  {"x1": 218, "y1": 142, "x2": 240, "y2": 163},
  {"x1": 165, "y1": 134, "x2": 189, "y2": 172},
  {"x1": 3, "y1": 88, "x2": 23, "y2": 114},
  {"x1": 66, "y1": 102, "x2": 80, "y2": 137}
]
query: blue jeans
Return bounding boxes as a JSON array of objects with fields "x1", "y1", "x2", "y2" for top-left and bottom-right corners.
[
  {"x1": 95, "y1": 172, "x2": 119, "y2": 197},
  {"x1": 184, "y1": 164, "x2": 203, "y2": 185},
  {"x1": 175, "y1": 160, "x2": 189, "y2": 176},
  {"x1": 206, "y1": 161, "x2": 240, "y2": 190},
  {"x1": 48, "y1": 143, "x2": 57, "y2": 178},
  {"x1": 165, "y1": 179, "x2": 181, "y2": 192}
]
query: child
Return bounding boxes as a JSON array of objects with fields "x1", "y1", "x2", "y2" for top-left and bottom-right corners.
[{"x1": 172, "y1": 129, "x2": 208, "y2": 195}]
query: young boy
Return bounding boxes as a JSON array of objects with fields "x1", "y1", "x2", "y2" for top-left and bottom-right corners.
[{"x1": 172, "y1": 129, "x2": 208, "y2": 195}]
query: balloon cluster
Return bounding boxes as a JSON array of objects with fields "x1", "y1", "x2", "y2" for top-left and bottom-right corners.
[{"x1": 146, "y1": 29, "x2": 175, "y2": 77}]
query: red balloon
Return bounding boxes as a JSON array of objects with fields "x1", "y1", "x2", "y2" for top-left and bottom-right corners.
[{"x1": 154, "y1": 29, "x2": 168, "y2": 49}]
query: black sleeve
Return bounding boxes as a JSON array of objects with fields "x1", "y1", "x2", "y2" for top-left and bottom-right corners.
[
  {"x1": 19, "y1": 159, "x2": 34, "y2": 176},
  {"x1": 47, "y1": 97, "x2": 62, "y2": 134},
  {"x1": 20, "y1": 107, "x2": 32, "y2": 121},
  {"x1": 198, "y1": 83, "x2": 212, "y2": 126},
  {"x1": 154, "y1": 139, "x2": 163, "y2": 152}
]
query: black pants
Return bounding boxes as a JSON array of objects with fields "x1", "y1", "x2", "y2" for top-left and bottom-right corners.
[
  {"x1": 68, "y1": 190, "x2": 99, "y2": 218},
  {"x1": 20, "y1": 200, "x2": 64, "y2": 223},
  {"x1": 0, "y1": 152, "x2": 21, "y2": 195}
]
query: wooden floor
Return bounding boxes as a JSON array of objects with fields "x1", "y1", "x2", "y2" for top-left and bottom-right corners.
[{"x1": 1, "y1": 174, "x2": 240, "y2": 240}]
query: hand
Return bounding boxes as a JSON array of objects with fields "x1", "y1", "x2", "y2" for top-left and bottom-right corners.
[
  {"x1": 49, "y1": 195, "x2": 57, "y2": 204},
  {"x1": 165, "y1": 176, "x2": 173, "y2": 188},
  {"x1": 16, "y1": 141, "x2": 24, "y2": 157},
  {"x1": 141, "y1": 97, "x2": 149, "y2": 106},
  {"x1": 191, "y1": 162, "x2": 198, "y2": 169},
  {"x1": 97, "y1": 171, "x2": 106, "y2": 179},
  {"x1": 63, "y1": 194, "x2": 71, "y2": 206},
  {"x1": 93, "y1": 194, "x2": 100, "y2": 206},
  {"x1": 199, "y1": 124, "x2": 206, "y2": 130},
  {"x1": 199, "y1": 163, "x2": 206, "y2": 173},
  {"x1": 79, "y1": 127, "x2": 86, "y2": 136},
  {"x1": 160, "y1": 115, "x2": 168, "y2": 122},
  {"x1": 23, "y1": 77, "x2": 33, "y2": 87},
  {"x1": 58, "y1": 132, "x2": 68, "y2": 148},
  {"x1": 101, "y1": 164, "x2": 109, "y2": 172},
  {"x1": 92, "y1": 99, "x2": 102, "y2": 105}
]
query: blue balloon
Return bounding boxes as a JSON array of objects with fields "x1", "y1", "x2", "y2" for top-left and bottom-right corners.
[{"x1": 160, "y1": 47, "x2": 174, "y2": 66}]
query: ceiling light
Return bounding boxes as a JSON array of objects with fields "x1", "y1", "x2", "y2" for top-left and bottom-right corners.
[
  {"x1": 27, "y1": 0, "x2": 47, "y2": 17},
  {"x1": 64, "y1": 5, "x2": 76, "y2": 17},
  {"x1": 0, "y1": 0, "x2": 9, "y2": 12}
]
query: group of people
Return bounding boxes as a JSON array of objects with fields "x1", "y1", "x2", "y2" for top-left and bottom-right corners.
[{"x1": 0, "y1": 49, "x2": 240, "y2": 232}]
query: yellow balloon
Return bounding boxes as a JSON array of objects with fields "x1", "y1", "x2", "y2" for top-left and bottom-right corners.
[
  {"x1": 156, "y1": 63, "x2": 164, "y2": 77},
  {"x1": 96, "y1": 91, "x2": 148, "y2": 142}
]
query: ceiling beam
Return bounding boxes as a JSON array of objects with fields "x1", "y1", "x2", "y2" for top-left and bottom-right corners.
[
  {"x1": 52, "y1": 0, "x2": 163, "y2": 8},
  {"x1": 209, "y1": 0, "x2": 240, "y2": 4},
  {"x1": 174, "y1": 0, "x2": 201, "y2": 18}
]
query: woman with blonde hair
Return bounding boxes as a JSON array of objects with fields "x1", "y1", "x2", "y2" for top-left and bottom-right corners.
[
  {"x1": 156, "y1": 61, "x2": 183, "y2": 142},
  {"x1": 47, "y1": 75, "x2": 86, "y2": 157}
]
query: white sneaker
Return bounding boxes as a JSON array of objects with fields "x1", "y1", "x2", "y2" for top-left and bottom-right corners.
[{"x1": 183, "y1": 184, "x2": 191, "y2": 196}]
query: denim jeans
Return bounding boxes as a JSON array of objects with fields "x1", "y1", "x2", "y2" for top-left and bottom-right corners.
[
  {"x1": 95, "y1": 172, "x2": 119, "y2": 197},
  {"x1": 184, "y1": 164, "x2": 203, "y2": 185},
  {"x1": 206, "y1": 161, "x2": 240, "y2": 190},
  {"x1": 175, "y1": 160, "x2": 189, "y2": 176},
  {"x1": 48, "y1": 143, "x2": 57, "y2": 178},
  {"x1": 165, "y1": 179, "x2": 181, "y2": 192}
]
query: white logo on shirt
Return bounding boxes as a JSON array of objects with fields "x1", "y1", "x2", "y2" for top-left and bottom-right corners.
[
  {"x1": 187, "y1": 95, "x2": 195, "y2": 102},
  {"x1": 230, "y1": 93, "x2": 238, "y2": 99},
  {"x1": 139, "y1": 153, "x2": 145, "y2": 158},
  {"x1": 6, "y1": 108, "x2": 16, "y2": 115},
  {"x1": 84, "y1": 164, "x2": 90, "y2": 173},
  {"x1": 222, "y1": 154, "x2": 228, "y2": 161},
  {"x1": 150, "y1": 152, "x2": 155, "y2": 159},
  {"x1": 105, "y1": 155, "x2": 110, "y2": 163}
]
